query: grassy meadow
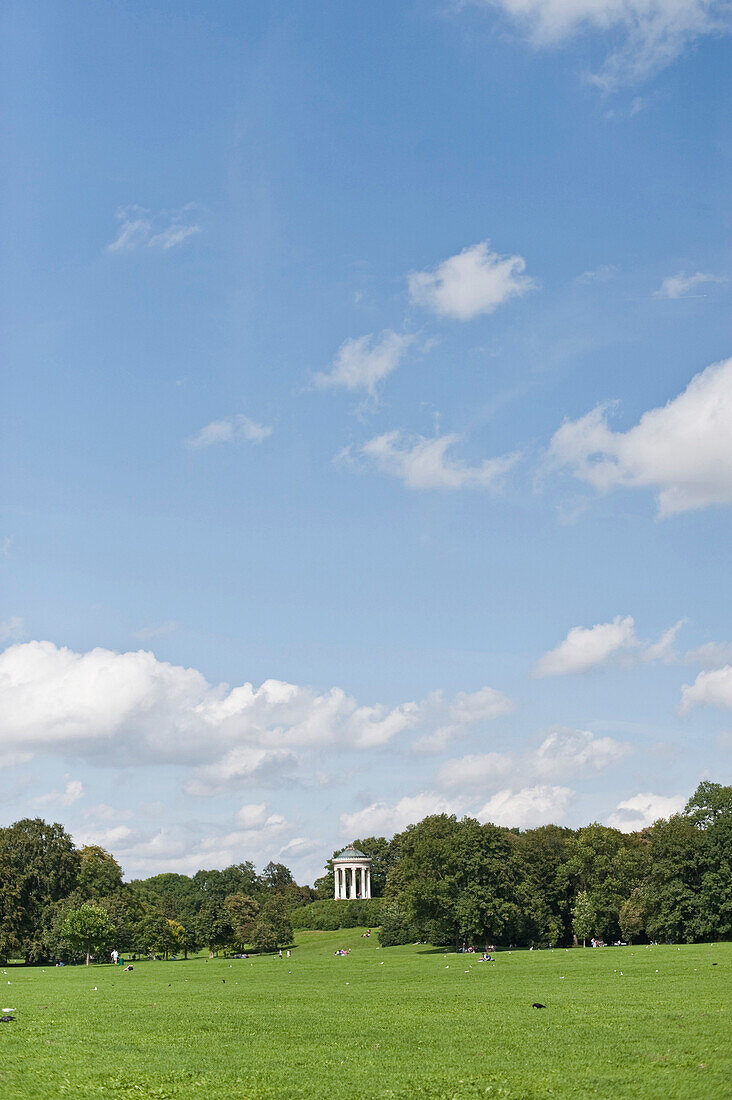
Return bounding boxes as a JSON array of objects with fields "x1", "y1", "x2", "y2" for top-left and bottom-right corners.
[{"x1": 1, "y1": 929, "x2": 729, "y2": 1099}]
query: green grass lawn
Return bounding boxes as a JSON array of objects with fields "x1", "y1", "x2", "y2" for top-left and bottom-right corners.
[{"x1": 1, "y1": 930, "x2": 729, "y2": 1099}]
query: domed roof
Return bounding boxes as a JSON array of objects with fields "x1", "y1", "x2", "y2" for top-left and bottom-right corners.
[{"x1": 333, "y1": 845, "x2": 369, "y2": 862}]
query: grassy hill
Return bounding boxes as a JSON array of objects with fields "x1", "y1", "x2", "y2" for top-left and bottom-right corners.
[{"x1": 1, "y1": 928, "x2": 729, "y2": 1098}]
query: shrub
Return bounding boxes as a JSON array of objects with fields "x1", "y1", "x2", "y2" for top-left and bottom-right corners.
[{"x1": 290, "y1": 898, "x2": 382, "y2": 931}]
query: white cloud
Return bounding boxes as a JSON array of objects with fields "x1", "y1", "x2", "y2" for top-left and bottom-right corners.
[
  {"x1": 185, "y1": 748, "x2": 299, "y2": 796},
  {"x1": 234, "y1": 802, "x2": 271, "y2": 828},
  {"x1": 412, "y1": 687, "x2": 515, "y2": 752},
  {"x1": 357, "y1": 430, "x2": 518, "y2": 490},
  {"x1": 685, "y1": 641, "x2": 732, "y2": 667},
  {"x1": 575, "y1": 264, "x2": 619, "y2": 285},
  {"x1": 681, "y1": 665, "x2": 732, "y2": 712},
  {"x1": 0, "y1": 617, "x2": 24, "y2": 644},
  {"x1": 533, "y1": 727, "x2": 630, "y2": 776},
  {"x1": 149, "y1": 224, "x2": 201, "y2": 250},
  {"x1": 474, "y1": 1, "x2": 732, "y2": 87},
  {"x1": 478, "y1": 785, "x2": 573, "y2": 829},
  {"x1": 34, "y1": 778, "x2": 84, "y2": 808},
  {"x1": 340, "y1": 793, "x2": 460, "y2": 837},
  {"x1": 438, "y1": 727, "x2": 629, "y2": 790},
  {"x1": 0, "y1": 641, "x2": 511, "y2": 793},
  {"x1": 547, "y1": 358, "x2": 732, "y2": 515},
  {"x1": 534, "y1": 616, "x2": 683, "y2": 676},
  {"x1": 654, "y1": 271, "x2": 723, "y2": 299},
  {"x1": 642, "y1": 620, "x2": 685, "y2": 663},
  {"x1": 438, "y1": 752, "x2": 514, "y2": 790},
  {"x1": 314, "y1": 331, "x2": 415, "y2": 395},
  {"x1": 78, "y1": 813, "x2": 309, "y2": 880},
  {"x1": 607, "y1": 791, "x2": 686, "y2": 831},
  {"x1": 408, "y1": 241, "x2": 535, "y2": 320},
  {"x1": 107, "y1": 204, "x2": 200, "y2": 253},
  {"x1": 534, "y1": 615, "x2": 637, "y2": 676},
  {"x1": 186, "y1": 414, "x2": 272, "y2": 448}
]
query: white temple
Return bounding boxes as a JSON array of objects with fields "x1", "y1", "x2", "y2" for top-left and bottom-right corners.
[{"x1": 333, "y1": 845, "x2": 371, "y2": 899}]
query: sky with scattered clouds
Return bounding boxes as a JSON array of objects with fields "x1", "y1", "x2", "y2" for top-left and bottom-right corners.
[{"x1": 2, "y1": 1, "x2": 730, "y2": 884}]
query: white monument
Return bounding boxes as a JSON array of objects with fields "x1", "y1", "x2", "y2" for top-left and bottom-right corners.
[{"x1": 333, "y1": 845, "x2": 371, "y2": 900}]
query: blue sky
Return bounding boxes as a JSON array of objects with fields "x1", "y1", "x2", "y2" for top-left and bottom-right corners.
[{"x1": 2, "y1": 0, "x2": 731, "y2": 883}]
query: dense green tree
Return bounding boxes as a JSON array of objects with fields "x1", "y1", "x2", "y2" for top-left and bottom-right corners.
[
  {"x1": 224, "y1": 893, "x2": 259, "y2": 949},
  {"x1": 61, "y1": 903, "x2": 116, "y2": 966},
  {"x1": 258, "y1": 896, "x2": 293, "y2": 948},
  {"x1": 384, "y1": 815, "x2": 524, "y2": 948},
  {"x1": 195, "y1": 898, "x2": 234, "y2": 957},
  {"x1": 619, "y1": 892, "x2": 644, "y2": 943},
  {"x1": 516, "y1": 825, "x2": 575, "y2": 944},
  {"x1": 78, "y1": 846, "x2": 123, "y2": 899},
  {"x1": 0, "y1": 846, "x2": 23, "y2": 962},
  {"x1": 558, "y1": 824, "x2": 631, "y2": 941},
  {"x1": 684, "y1": 781, "x2": 732, "y2": 828},
  {"x1": 0, "y1": 819, "x2": 80, "y2": 962},
  {"x1": 192, "y1": 863, "x2": 258, "y2": 902},
  {"x1": 377, "y1": 902, "x2": 417, "y2": 947},
  {"x1": 251, "y1": 916, "x2": 278, "y2": 952},
  {"x1": 642, "y1": 815, "x2": 704, "y2": 943},
  {"x1": 572, "y1": 891, "x2": 596, "y2": 946},
  {"x1": 261, "y1": 862, "x2": 294, "y2": 892}
]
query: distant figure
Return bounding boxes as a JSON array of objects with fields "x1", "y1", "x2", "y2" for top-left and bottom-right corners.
[
  {"x1": 286, "y1": 950, "x2": 291, "y2": 958},
  {"x1": 278, "y1": 949, "x2": 282, "y2": 959},
  {"x1": 532, "y1": 1003, "x2": 546, "y2": 1009},
  {"x1": 123, "y1": 965, "x2": 134, "y2": 972},
  {"x1": 111, "y1": 949, "x2": 119, "y2": 965}
]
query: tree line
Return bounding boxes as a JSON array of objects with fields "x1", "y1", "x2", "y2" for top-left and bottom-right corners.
[
  {"x1": 0, "y1": 822, "x2": 311, "y2": 964},
  {"x1": 311, "y1": 781, "x2": 731, "y2": 949},
  {"x1": 0, "y1": 780, "x2": 729, "y2": 963}
]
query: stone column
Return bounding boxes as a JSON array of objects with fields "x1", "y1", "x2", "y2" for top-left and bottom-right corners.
[
  {"x1": 334, "y1": 867, "x2": 338, "y2": 900},
  {"x1": 340, "y1": 868, "x2": 346, "y2": 899},
  {"x1": 365, "y1": 867, "x2": 371, "y2": 899},
  {"x1": 350, "y1": 866, "x2": 356, "y2": 899}
]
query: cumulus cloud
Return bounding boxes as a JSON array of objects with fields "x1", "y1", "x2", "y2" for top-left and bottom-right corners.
[
  {"x1": 474, "y1": 0, "x2": 732, "y2": 87},
  {"x1": 408, "y1": 241, "x2": 535, "y2": 320},
  {"x1": 478, "y1": 785, "x2": 573, "y2": 829},
  {"x1": 354, "y1": 430, "x2": 518, "y2": 490},
  {"x1": 534, "y1": 615, "x2": 637, "y2": 676},
  {"x1": 79, "y1": 814, "x2": 310, "y2": 880},
  {"x1": 438, "y1": 727, "x2": 629, "y2": 790},
  {"x1": 607, "y1": 791, "x2": 686, "y2": 831},
  {"x1": 107, "y1": 204, "x2": 201, "y2": 253},
  {"x1": 681, "y1": 665, "x2": 732, "y2": 712},
  {"x1": 234, "y1": 802, "x2": 284, "y2": 829},
  {"x1": 412, "y1": 688, "x2": 515, "y2": 752},
  {"x1": 186, "y1": 414, "x2": 272, "y2": 448},
  {"x1": 533, "y1": 726, "x2": 630, "y2": 776},
  {"x1": 340, "y1": 793, "x2": 460, "y2": 837},
  {"x1": 314, "y1": 331, "x2": 415, "y2": 395},
  {"x1": 0, "y1": 640, "x2": 511, "y2": 791},
  {"x1": 534, "y1": 616, "x2": 684, "y2": 676},
  {"x1": 34, "y1": 778, "x2": 84, "y2": 808},
  {"x1": 654, "y1": 271, "x2": 723, "y2": 298},
  {"x1": 547, "y1": 357, "x2": 732, "y2": 515},
  {"x1": 437, "y1": 752, "x2": 514, "y2": 790}
]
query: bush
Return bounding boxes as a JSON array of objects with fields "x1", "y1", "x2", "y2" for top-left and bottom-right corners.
[
  {"x1": 290, "y1": 898, "x2": 382, "y2": 931},
  {"x1": 377, "y1": 903, "x2": 417, "y2": 947}
]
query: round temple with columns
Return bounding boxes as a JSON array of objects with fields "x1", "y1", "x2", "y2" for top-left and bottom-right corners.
[{"x1": 333, "y1": 845, "x2": 371, "y2": 900}]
